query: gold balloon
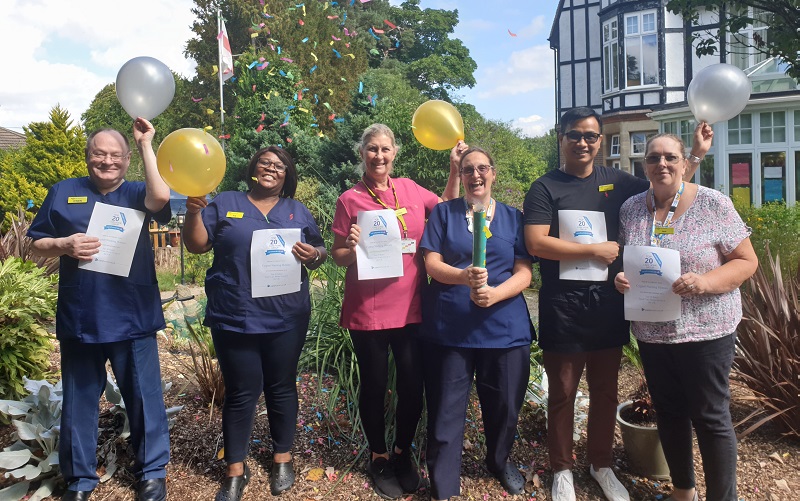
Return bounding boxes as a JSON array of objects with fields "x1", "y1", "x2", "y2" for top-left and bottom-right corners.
[
  {"x1": 412, "y1": 100, "x2": 465, "y2": 150},
  {"x1": 156, "y1": 129, "x2": 226, "y2": 197}
]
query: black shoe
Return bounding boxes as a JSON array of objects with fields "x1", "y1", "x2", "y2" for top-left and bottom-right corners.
[
  {"x1": 137, "y1": 477, "x2": 167, "y2": 501},
  {"x1": 389, "y1": 450, "x2": 422, "y2": 493},
  {"x1": 492, "y1": 462, "x2": 525, "y2": 495},
  {"x1": 270, "y1": 461, "x2": 295, "y2": 495},
  {"x1": 62, "y1": 490, "x2": 93, "y2": 501},
  {"x1": 215, "y1": 463, "x2": 250, "y2": 501},
  {"x1": 366, "y1": 456, "x2": 403, "y2": 499}
]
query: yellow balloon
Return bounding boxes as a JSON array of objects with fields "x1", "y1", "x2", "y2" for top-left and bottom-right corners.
[
  {"x1": 412, "y1": 100, "x2": 465, "y2": 150},
  {"x1": 156, "y1": 129, "x2": 226, "y2": 197}
]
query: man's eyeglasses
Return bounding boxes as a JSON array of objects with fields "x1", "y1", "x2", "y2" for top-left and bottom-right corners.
[
  {"x1": 90, "y1": 151, "x2": 127, "y2": 162},
  {"x1": 459, "y1": 165, "x2": 494, "y2": 176},
  {"x1": 257, "y1": 159, "x2": 287, "y2": 173},
  {"x1": 564, "y1": 131, "x2": 601, "y2": 144},
  {"x1": 645, "y1": 154, "x2": 683, "y2": 165}
]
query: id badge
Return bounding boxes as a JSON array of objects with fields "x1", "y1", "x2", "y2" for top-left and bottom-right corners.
[{"x1": 401, "y1": 238, "x2": 416, "y2": 254}]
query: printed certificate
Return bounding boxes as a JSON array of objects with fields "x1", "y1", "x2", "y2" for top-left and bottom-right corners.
[
  {"x1": 356, "y1": 209, "x2": 403, "y2": 280},
  {"x1": 558, "y1": 209, "x2": 609, "y2": 281},
  {"x1": 623, "y1": 245, "x2": 682, "y2": 322},
  {"x1": 79, "y1": 202, "x2": 145, "y2": 277},
  {"x1": 250, "y1": 228, "x2": 302, "y2": 298}
]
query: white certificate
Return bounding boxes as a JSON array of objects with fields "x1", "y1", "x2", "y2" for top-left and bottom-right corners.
[
  {"x1": 558, "y1": 209, "x2": 609, "y2": 281},
  {"x1": 79, "y1": 202, "x2": 145, "y2": 277},
  {"x1": 250, "y1": 228, "x2": 302, "y2": 298},
  {"x1": 356, "y1": 209, "x2": 403, "y2": 280},
  {"x1": 623, "y1": 245, "x2": 682, "y2": 322}
]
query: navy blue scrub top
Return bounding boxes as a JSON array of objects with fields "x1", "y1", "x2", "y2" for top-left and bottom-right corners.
[
  {"x1": 201, "y1": 191, "x2": 324, "y2": 334},
  {"x1": 419, "y1": 198, "x2": 535, "y2": 348},
  {"x1": 28, "y1": 177, "x2": 171, "y2": 343}
]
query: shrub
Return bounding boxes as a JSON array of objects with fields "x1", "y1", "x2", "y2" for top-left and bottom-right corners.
[
  {"x1": 735, "y1": 246, "x2": 800, "y2": 439},
  {"x1": 0, "y1": 258, "x2": 57, "y2": 400},
  {"x1": 735, "y1": 201, "x2": 800, "y2": 276},
  {"x1": 0, "y1": 208, "x2": 58, "y2": 275}
]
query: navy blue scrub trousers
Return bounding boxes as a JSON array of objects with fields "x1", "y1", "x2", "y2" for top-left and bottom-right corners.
[
  {"x1": 422, "y1": 342, "x2": 530, "y2": 500},
  {"x1": 59, "y1": 334, "x2": 170, "y2": 492}
]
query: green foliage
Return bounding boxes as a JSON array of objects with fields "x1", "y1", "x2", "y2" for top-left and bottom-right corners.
[
  {"x1": 0, "y1": 258, "x2": 57, "y2": 400},
  {"x1": 103, "y1": 375, "x2": 184, "y2": 439},
  {"x1": 185, "y1": 248, "x2": 214, "y2": 285},
  {"x1": 735, "y1": 201, "x2": 800, "y2": 275},
  {"x1": 0, "y1": 378, "x2": 62, "y2": 500},
  {"x1": 0, "y1": 106, "x2": 85, "y2": 227},
  {"x1": 666, "y1": 0, "x2": 800, "y2": 78},
  {"x1": 0, "y1": 209, "x2": 59, "y2": 275}
]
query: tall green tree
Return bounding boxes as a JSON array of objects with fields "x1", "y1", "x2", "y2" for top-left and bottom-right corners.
[
  {"x1": 0, "y1": 106, "x2": 86, "y2": 226},
  {"x1": 667, "y1": 0, "x2": 800, "y2": 78}
]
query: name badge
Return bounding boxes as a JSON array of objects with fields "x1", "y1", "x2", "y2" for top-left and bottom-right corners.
[
  {"x1": 654, "y1": 227, "x2": 675, "y2": 235},
  {"x1": 483, "y1": 227, "x2": 492, "y2": 239},
  {"x1": 395, "y1": 207, "x2": 408, "y2": 216},
  {"x1": 226, "y1": 211, "x2": 244, "y2": 219},
  {"x1": 68, "y1": 196, "x2": 88, "y2": 204},
  {"x1": 401, "y1": 238, "x2": 416, "y2": 254},
  {"x1": 598, "y1": 184, "x2": 614, "y2": 192}
]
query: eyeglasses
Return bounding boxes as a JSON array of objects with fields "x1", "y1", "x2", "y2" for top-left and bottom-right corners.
[
  {"x1": 564, "y1": 131, "x2": 601, "y2": 144},
  {"x1": 257, "y1": 159, "x2": 287, "y2": 173},
  {"x1": 645, "y1": 154, "x2": 683, "y2": 165},
  {"x1": 460, "y1": 165, "x2": 494, "y2": 176},
  {"x1": 90, "y1": 151, "x2": 127, "y2": 162}
]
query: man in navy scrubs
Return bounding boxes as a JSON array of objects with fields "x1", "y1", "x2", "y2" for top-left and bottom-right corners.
[{"x1": 29, "y1": 118, "x2": 171, "y2": 501}]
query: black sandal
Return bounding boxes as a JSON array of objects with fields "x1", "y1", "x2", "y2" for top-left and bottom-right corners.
[
  {"x1": 215, "y1": 463, "x2": 250, "y2": 501},
  {"x1": 270, "y1": 460, "x2": 295, "y2": 495}
]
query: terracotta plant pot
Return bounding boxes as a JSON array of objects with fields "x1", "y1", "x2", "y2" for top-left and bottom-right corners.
[
  {"x1": 616, "y1": 401, "x2": 671, "y2": 480},
  {"x1": 171, "y1": 236, "x2": 180, "y2": 247}
]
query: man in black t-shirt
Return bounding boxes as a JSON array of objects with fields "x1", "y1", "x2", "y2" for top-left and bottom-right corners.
[{"x1": 523, "y1": 107, "x2": 711, "y2": 501}]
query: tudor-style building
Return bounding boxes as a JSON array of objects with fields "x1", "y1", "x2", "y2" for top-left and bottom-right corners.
[{"x1": 549, "y1": 0, "x2": 800, "y2": 206}]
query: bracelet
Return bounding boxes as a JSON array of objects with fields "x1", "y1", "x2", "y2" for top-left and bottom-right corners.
[
  {"x1": 310, "y1": 249, "x2": 321, "y2": 265},
  {"x1": 687, "y1": 153, "x2": 703, "y2": 163}
]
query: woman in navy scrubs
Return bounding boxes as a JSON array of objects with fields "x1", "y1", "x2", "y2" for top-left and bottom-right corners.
[
  {"x1": 420, "y1": 147, "x2": 535, "y2": 500},
  {"x1": 182, "y1": 146, "x2": 326, "y2": 501}
]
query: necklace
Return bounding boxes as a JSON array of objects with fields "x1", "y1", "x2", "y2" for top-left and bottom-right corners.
[{"x1": 649, "y1": 182, "x2": 683, "y2": 247}]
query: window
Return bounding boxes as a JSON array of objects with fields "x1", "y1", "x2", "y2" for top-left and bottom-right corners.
[
  {"x1": 698, "y1": 155, "x2": 715, "y2": 189},
  {"x1": 663, "y1": 120, "x2": 695, "y2": 146},
  {"x1": 612, "y1": 161, "x2": 621, "y2": 170},
  {"x1": 728, "y1": 114, "x2": 752, "y2": 145},
  {"x1": 760, "y1": 111, "x2": 786, "y2": 143},
  {"x1": 727, "y1": 7, "x2": 770, "y2": 71},
  {"x1": 796, "y1": 111, "x2": 800, "y2": 141},
  {"x1": 761, "y1": 152, "x2": 786, "y2": 203},
  {"x1": 624, "y1": 11, "x2": 658, "y2": 87},
  {"x1": 610, "y1": 135, "x2": 620, "y2": 157},
  {"x1": 603, "y1": 19, "x2": 620, "y2": 92},
  {"x1": 631, "y1": 132, "x2": 647, "y2": 156},
  {"x1": 730, "y1": 153, "x2": 753, "y2": 206}
]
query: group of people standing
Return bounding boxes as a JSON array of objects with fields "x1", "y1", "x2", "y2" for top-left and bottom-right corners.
[{"x1": 28, "y1": 105, "x2": 755, "y2": 501}]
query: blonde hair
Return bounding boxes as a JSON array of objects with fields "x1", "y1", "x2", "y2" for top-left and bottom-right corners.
[
  {"x1": 355, "y1": 124, "x2": 399, "y2": 174},
  {"x1": 645, "y1": 133, "x2": 686, "y2": 157}
]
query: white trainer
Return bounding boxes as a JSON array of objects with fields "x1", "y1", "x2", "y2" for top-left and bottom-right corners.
[
  {"x1": 552, "y1": 469, "x2": 576, "y2": 501},
  {"x1": 589, "y1": 465, "x2": 630, "y2": 501}
]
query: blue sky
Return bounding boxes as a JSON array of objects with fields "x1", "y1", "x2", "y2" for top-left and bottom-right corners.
[{"x1": 0, "y1": 0, "x2": 556, "y2": 137}]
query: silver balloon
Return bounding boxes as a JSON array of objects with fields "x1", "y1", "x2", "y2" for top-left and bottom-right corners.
[
  {"x1": 687, "y1": 63, "x2": 751, "y2": 125},
  {"x1": 115, "y1": 57, "x2": 176, "y2": 120}
]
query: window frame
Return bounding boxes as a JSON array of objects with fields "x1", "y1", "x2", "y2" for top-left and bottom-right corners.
[
  {"x1": 609, "y1": 134, "x2": 621, "y2": 157},
  {"x1": 624, "y1": 10, "x2": 659, "y2": 88},
  {"x1": 630, "y1": 132, "x2": 648, "y2": 157},
  {"x1": 602, "y1": 19, "x2": 620, "y2": 93}
]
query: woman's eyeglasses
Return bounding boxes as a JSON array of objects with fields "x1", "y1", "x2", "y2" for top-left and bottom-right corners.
[
  {"x1": 645, "y1": 154, "x2": 683, "y2": 165},
  {"x1": 564, "y1": 131, "x2": 601, "y2": 144},
  {"x1": 460, "y1": 165, "x2": 494, "y2": 175},
  {"x1": 257, "y1": 160, "x2": 287, "y2": 173}
]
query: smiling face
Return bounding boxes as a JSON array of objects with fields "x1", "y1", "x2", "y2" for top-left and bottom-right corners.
[
  {"x1": 559, "y1": 116, "x2": 602, "y2": 171},
  {"x1": 86, "y1": 131, "x2": 131, "y2": 193},
  {"x1": 360, "y1": 134, "x2": 397, "y2": 182},
  {"x1": 251, "y1": 151, "x2": 287, "y2": 195},
  {"x1": 460, "y1": 151, "x2": 496, "y2": 204},
  {"x1": 645, "y1": 136, "x2": 687, "y2": 191}
]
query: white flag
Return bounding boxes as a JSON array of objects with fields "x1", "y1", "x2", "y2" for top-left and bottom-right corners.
[{"x1": 218, "y1": 19, "x2": 234, "y2": 82}]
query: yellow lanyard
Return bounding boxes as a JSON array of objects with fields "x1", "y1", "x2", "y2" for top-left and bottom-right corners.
[{"x1": 362, "y1": 176, "x2": 408, "y2": 238}]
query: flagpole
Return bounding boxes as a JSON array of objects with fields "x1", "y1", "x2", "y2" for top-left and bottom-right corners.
[{"x1": 217, "y1": 9, "x2": 225, "y2": 149}]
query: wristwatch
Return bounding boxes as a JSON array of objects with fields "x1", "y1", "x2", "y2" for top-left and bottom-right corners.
[
  {"x1": 310, "y1": 250, "x2": 322, "y2": 266},
  {"x1": 687, "y1": 153, "x2": 703, "y2": 164}
]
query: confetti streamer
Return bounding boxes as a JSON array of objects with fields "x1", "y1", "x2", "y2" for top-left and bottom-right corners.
[
  {"x1": 251, "y1": 32, "x2": 259, "y2": 38},
  {"x1": 327, "y1": 15, "x2": 338, "y2": 20},
  {"x1": 368, "y1": 28, "x2": 380, "y2": 40},
  {"x1": 191, "y1": 97, "x2": 203, "y2": 102},
  {"x1": 203, "y1": 144, "x2": 210, "y2": 154},
  {"x1": 372, "y1": 26, "x2": 385, "y2": 34},
  {"x1": 203, "y1": 126, "x2": 212, "y2": 132},
  {"x1": 384, "y1": 19, "x2": 397, "y2": 29},
  {"x1": 299, "y1": 107, "x2": 309, "y2": 113},
  {"x1": 301, "y1": 37, "x2": 309, "y2": 43},
  {"x1": 281, "y1": 57, "x2": 294, "y2": 63},
  {"x1": 278, "y1": 46, "x2": 282, "y2": 54},
  {"x1": 206, "y1": 109, "x2": 215, "y2": 115},
  {"x1": 359, "y1": 81, "x2": 363, "y2": 93},
  {"x1": 298, "y1": 19, "x2": 304, "y2": 25},
  {"x1": 508, "y1": 29, "x2": 517, "y2": 37},
  {"x1": 369, "y1": 48, "x2": 380, "y2": 55},
  {"x1": 332, "y1": 35, "x2": 341, "y2": 41},
  {"x1": 310, "y1": 52, "x2": 318, "y2": 61},
  {"x1": 334, "y1": 118, "x2": 345, "y2": 123},
  {"x1": 256, "y1": 124, "x2": 264, "y2": 132},
  {"x1": 310, "y1": 65, "x2": 318, "y2": 73},
  {"x1": 219, "y1": 134, "x2": 231, "y2": 139},
  {"x1": 345, "y1": 53, "x2": 354, "y2": 59},
  {"x1": 332, "y1": 48, "x2": 341, "y2": 58}
]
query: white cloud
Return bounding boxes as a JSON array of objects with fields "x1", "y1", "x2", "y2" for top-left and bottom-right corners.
[
  {"x1": 516, "y1": 16, "x2": 547, "y2": 38},
  {"x1": 513, "y1": 114, "x2": 552, "y2": 137},
  {"x1": 0, "y1": 0, "x2": 196, "y2": 130},
  {"x1": 476, "y1": 44, "x2": 554, "y2": 97}
]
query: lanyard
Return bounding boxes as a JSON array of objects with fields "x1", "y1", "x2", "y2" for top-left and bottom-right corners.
[
  {"x1": 649, "y1": 182, "x2": 683, "y2": 247},
  {"x1": 362, "y1": 176, "x2": 408, "y2": 238},
  {"x1": 465, "y1": 197, "x2": 495, "y2": 233}
]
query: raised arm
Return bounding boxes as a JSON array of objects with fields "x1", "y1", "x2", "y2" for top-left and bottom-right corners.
[
  {"x1": 134, "y1": 118, "x2": 170, "y2": 213},
  {"x1": 182, "y1": 197, "x2": 212, "y2": 254},
  {"x1": 440, "y1": 140, "x2": 466, "y2": 202},
  {"x1": 683, "y1": 121, "x2": 714, "y2": 181}
]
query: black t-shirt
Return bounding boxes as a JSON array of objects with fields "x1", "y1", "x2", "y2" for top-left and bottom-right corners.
[{"x1": 523, "y1": 165, "x2": 649, "y2": 352}]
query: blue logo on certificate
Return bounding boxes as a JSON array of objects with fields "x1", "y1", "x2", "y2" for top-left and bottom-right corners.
[
  {"x1": 369, "y1": 215, "x2": 389, "y2": 237},
  {"x1": 573, "y1": 216, "x2": 594, "y2": 238},
  {"x1": 103, "y1": 211, "x2": 127, "y2": 232},
  {"x1": 265, "y1": 234, "x2": 288, "y2": 255},
  {"x1": 639, "y1": 252, "x2": 664, "y2": 276}
]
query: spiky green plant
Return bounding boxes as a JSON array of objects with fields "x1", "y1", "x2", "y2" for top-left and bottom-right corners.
[
  {"x1": 0, "y1": 209, "x2": 58, "y2": 275},
  {"x1": 735, "y1": 246, "x2": 800, "y2": 439}
]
